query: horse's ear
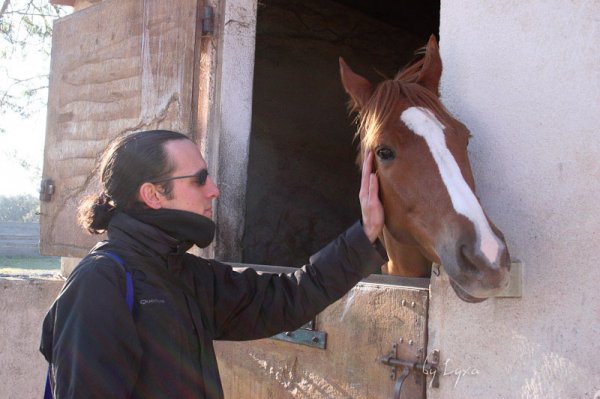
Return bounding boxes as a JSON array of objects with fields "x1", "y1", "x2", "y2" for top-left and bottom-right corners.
[
  {"x1": 339, "y1": 57, "x2": 374, "y2": 111},
  {"x1": 417, "y1": 35, "x2": 442, "y2": 95}
]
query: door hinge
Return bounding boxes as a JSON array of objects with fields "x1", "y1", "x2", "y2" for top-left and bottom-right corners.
[
  {"x1": 201, "y1": 6, "x2": 214, "y2": 35},
  {"x1": 380, "y1": 345, "x2": 440, "y2": 399},
  {"x1": 40, "y1": 178, "x2": 55, "y2": 202}
]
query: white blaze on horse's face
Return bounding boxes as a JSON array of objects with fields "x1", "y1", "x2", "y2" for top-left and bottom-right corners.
[{"x1": 400, "y1": 107, "x2": 502, "y2": 266}]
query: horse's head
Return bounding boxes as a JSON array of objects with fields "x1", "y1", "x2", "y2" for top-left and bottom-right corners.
[{"x1": 339, "y1": 36, "x2": 511, "y2": 303}]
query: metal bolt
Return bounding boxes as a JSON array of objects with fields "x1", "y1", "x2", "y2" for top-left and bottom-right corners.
[
  {"x1": 285, "y1": 331, "x2": 293, "y2": 337},
  {"x1": 409, "y1": 340, "x2": 414, "y2": 346},
  {"x1": 399, "y1": 337, "x2": 404, "y2": 343},
  {"x1": 312, "y1": 336, "x2": 319, "y2": 343},
  {"x1": 411, "y1": 301, "x2": 416, "y2": 308},
  {"x1": 401, "y1": 299, "x2": 407, "y2": 306}
]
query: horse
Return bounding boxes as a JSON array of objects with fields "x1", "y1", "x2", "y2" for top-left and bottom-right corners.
[{"x1": 339, "y1": 36, "x2": 511, "y2": 303}]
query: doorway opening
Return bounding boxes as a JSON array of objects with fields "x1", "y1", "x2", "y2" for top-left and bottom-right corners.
[{"x1": 243, "y1": 0, "x2": 439, "y2": 266}]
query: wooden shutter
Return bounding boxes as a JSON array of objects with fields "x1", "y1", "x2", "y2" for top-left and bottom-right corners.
[{"x1": 41, "y1": 0, "x2": 207, "y2": 257}]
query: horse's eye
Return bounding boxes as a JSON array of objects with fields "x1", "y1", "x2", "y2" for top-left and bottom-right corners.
[{"x1": 376, "y1": 147, "x2": 395, "y2": 161}]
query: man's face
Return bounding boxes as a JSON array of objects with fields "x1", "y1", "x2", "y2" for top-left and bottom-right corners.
[{"x1": 157, "y1": 139, "x2": 220, "y2": 219}]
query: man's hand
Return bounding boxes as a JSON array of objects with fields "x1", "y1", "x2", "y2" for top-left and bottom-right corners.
[{"x1": 359, "y1": 151, "x2": 384, "y2": 243}]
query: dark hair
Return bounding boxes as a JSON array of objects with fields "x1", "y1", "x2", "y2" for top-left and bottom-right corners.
[{"x1": 78, "y1": 130, "x2": 190, "y2": 234}]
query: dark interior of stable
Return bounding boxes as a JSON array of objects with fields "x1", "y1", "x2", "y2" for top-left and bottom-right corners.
[{"x1": 243, "y1": 0, "x2": 439, "y2": 266}]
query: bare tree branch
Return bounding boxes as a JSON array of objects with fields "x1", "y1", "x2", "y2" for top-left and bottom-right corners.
[
  {"x1": 5, "y1": 11, "x2": 56, "y2": 17},
  {"x1": 0, "y1": 0, "x2": 69, "y2": 119},
  {"x1": 0, "y1": 0, "x2": 10, "y2": 20}
]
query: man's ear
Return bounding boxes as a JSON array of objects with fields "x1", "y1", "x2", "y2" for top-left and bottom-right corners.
[{"x1": 138, "y1": 182, "x2": 164, "y2": 209}]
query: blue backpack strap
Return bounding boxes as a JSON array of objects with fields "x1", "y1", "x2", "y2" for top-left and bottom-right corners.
[
  {"x1": 44, "y1": 371, "x2": 52, "y2": 399},
  {"x1": 102, "y1": 251, "x2": 134, "y2": 313}
]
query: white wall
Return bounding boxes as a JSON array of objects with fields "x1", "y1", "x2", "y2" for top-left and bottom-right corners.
[{"x1": 428, "y1": 1, "x2": 600, "y2": 398}]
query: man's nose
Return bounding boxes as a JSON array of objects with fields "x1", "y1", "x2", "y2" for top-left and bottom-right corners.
[{"x1": 207, "y1": 177, "x2": 220, "y2": 198}]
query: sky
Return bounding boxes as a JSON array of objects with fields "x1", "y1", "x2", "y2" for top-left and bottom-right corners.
[
  {"x1": 0, "y1": 51, "x2": 49, "y2": 197},
  {"x1": 0, "y1": 3, "x2": 64, "y2": 198},
  {"x1": 0, "y1": 110, "x2": 46, "y2": 196}
]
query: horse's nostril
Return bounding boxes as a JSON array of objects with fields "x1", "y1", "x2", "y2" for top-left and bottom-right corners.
[{"x1": 459, "y1": 245, "x2": 479, "y2": 274}]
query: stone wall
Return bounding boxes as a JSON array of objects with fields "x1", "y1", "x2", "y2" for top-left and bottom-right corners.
[{"x1": 0, "y1": 276, "x2": 63, "y2": 399}]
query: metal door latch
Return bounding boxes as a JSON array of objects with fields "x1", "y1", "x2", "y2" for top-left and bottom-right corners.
[
  {"x1": 202, "y1": 6, "x2": 214, "y2": 35},
  {"x1": 380, "y1": 345, "x2": 440, "y2": 399},
  {"x1": 40, "y1": 178, "x2": 55, "y2": 202}
]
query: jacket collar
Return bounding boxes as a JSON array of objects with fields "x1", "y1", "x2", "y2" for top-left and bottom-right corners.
[{"x1": 106, "y1": 212, "x2": 189, "y2": 266}]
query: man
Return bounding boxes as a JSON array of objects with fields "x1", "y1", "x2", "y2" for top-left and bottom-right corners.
[{"x1": 40, "y1": 130, "x2": 386, "y2": 398}]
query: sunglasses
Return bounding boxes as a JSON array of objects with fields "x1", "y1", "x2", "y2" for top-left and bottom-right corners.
[{"x1": 150, "y1": 169, "x2": 209, "y2": 186}]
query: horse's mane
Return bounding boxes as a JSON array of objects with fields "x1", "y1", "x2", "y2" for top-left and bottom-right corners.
[{"x1": 350, "y1": 54, "x2": 455, "y2": 165}]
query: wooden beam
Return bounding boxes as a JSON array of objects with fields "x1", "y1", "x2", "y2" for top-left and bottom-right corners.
[{"x1": 50, "y1": 0, "x2": 102, "y2": 11}]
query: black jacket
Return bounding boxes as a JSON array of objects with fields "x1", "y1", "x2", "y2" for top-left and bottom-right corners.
[{"x1": 40, "y1": 212, "x2": 387, "y2": 398}]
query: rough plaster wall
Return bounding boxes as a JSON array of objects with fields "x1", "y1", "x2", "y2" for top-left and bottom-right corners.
[
  {"x1": 0, "y1": 276, "x2": 63, "y2": 399},
  {"x1": 211, "y1": 0, "x2": 258, "y2": 262},
  {"x1": 428, "y1": 1, "x2": 600, "y2": 398},
  {"x1": 243, "y1": 0, "x2": 423, "y2": 265}
]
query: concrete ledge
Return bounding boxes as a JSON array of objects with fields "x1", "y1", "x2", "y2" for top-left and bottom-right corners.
[{"x1": 0, "y1": 276, "x2": 64, "y2": 399}]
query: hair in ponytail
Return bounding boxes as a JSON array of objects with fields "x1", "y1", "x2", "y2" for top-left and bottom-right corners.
[
  {"x1": 78, "y1": 130, "x2": 190, "y2": 234},
  {"x1": 78, "y1": 192, "x2": 116, "y2": 234}
]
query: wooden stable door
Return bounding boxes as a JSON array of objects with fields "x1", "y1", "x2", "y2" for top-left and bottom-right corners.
[
  {"x1": 216, "y1": 267, "x2": 430, "y2": 399},
  {"x1": 40, "y1": 0, "x2": 211, "y2": 257}
]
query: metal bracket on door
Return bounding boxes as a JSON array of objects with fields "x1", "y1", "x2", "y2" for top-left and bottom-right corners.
[
  {"x1": 39, "y1": 178, "x2": 55, "y2": 202},
  {"x1": 380, "y1": 345, "x2": 440, "y2": 399},
  {"x1": 201, "y1": 6, "x2": 214, "y2": 35},
  {"x1": 270, "y1": 319, "x2": 327, "y2": 349}
]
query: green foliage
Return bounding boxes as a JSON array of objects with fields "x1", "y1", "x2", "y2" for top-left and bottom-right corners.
[
  {"x1": 0, "y1": 0, "x2": 64, "y2": 49},
  {"x1": 0, "y1": 256, "x2": 61, "y2": 270},
  {"x1": 0, "y1": 194, "x2": 40, "y2": 222}
]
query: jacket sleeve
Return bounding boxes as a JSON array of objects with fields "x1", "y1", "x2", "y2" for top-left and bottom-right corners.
[
  {"x1": 207, "y1": 221, "x2": 387, "y2": 340},
  {"x1": 40, "y1": 256, "x2": 142, "y2": 399}
]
